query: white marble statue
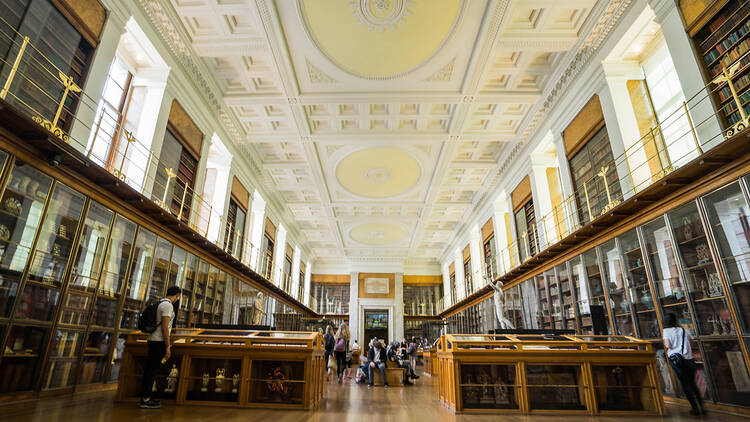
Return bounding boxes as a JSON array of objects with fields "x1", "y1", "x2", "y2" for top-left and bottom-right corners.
[{"x1": 488, "y1": 279, "x2": 515, "y2": 330}]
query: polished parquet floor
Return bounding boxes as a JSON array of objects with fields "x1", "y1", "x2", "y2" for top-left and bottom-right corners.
[{"x1": 1, "y1": 371, "x2": 748, "y2": 422}]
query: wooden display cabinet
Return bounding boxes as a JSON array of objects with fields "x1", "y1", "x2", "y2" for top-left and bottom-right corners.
[
  {"x1": 116, "y1": 329, "x2": 325, "y2": 409},
  {"x1": 434, "y1": 334, "x2": 664, "y2": 415}
]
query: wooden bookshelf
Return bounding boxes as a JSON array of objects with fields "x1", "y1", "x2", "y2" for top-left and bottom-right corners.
[{"x1": 692, "y1": 0, "x2": 750, "y2": 126}]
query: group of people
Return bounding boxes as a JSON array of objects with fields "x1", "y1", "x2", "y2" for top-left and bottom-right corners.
[
  {"x1": 323, "y1": 323, "x2": 353, "y2": 383},
  {"x1": 355, "y1": 337, "x2": 420, "y2": 387}
]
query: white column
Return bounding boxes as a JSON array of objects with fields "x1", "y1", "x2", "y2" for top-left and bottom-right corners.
[
  {"x1": 492, "y1": 193, "x2": 511, "y2": 274},
  {"x1": 271, "y1": 224, "x2": 287, "y2": 287},
  {"x1": 249, "y1": 191, "x2": 266, "y2": 271},
  {"x1": 350, "y1": 272, "x2": 360, "y2": 345},
  {"x1": 552, "y1": 133, "x2": 579, "y2": 232},
  {"x1": 454, "y1": 248, "x2": 465, "y2": 303},
  {"x1": 304, "y1": 261, "x2": 312, "y2": 306},
  {"x1": 441, "y1": 262, "x2": 451, "y2": 310},
  {"x1": 291, "y1": 246, "x2": 301, "y2": 299},
  {"x1": 598, "y1": 83, "x2": 636, "y2": 200},
  {"x1": 72, "y1": 13, "x2": 126, "y2": 154},
  {"x1": 394, "y1": 273, "x2": 404, "y2": 342},
  {"x1": 529, "y1": 152, "x2": 559, "y2": 248},
  {"x1": 142, "y1": 90, "x2": 174, "y2": 198},
  {"x1": 649, "y1": 0, "x2": 722, "y2": 151},
  {"x1": 602, "y1": 62, "x2": 653, "y2": 194},
  {"x1": 469, "y1": 225, "x2": 483, "y2": 293}
]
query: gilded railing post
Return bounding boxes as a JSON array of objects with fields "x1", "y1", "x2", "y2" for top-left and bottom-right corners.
[
  {"x1": 177, "y1": 184, "x2": 189, "y2": 221},
  {"x1": 87, "y1": 112, "x2": 105, "y2": 159},
  {"x1": 117, "y1": 130, "x2": 136, "y2": 178},
  {"x1": 0, "y1": 36, "x2": 29, "y2": 99},
  {"x1": 583, "y1": 180, "x2": 593, "y2": 223},
  {"x1": 52, "y1": 72, "x2": 82, "y2": 128},
  {"x1": 681, "y1": 101, "x2": 702, "y2": 155},
  {"x1": 712, "y1": 63, "x2": 748, "y2": 139},
  {"x1": 598, "y1": 165, "x2": 619, "y2": 214},
  {"x1": 161, "y1": 167, "x2": 177, "y2": 209}
]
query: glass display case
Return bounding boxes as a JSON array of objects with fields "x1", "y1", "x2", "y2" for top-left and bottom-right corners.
[
  {"x1": 147, "y1": 237, "x2": 172, "y2": 303},
  {"x1": 120, "y1": 227, "x2": 157, "y2": 331},
  {"x1": 0, "y1": 324, "x2": 50, "y2": 393},
  {"x1": 403, "y1": 284, "x2": 442, "y2": 316},
  {"x1": 582, "y1": 249, "x2": 610, "y2": 335},
  {"x1": 702, "y1": 181, "x2": 750, "y2": 335},
  {"x1": 599, "y1": 239, "x2": 635, "y2": 336},
  {"x1": 504, "y1": 285, "x2": 524, "y2": 330},
  {"x1": 0, "y1": 160, "x2": 52, "y2": 319},
  {"x1": 554, "y1": 262, "x2": 577, "y2": 330},
  {"x1": 91, "y1": 215, "x2": 136, "y2": 328},
  {"x1": 520, "y1": 278, "x2": 539, "y2": 330},
  {"x1": 435, "y1": 334, "x2": 663, "y2": 415},
  {"x1": 619, "y1": 228, "x2": 659, "y2": 339},
  {"x1": 117, "y1": 329, "x2": 325, "y2": 409},
  {"x1": 42, "y1": 328, "x2": 84, "y2": 389},
  {"x1": 177, "y1": 252, "x2": 198, "y2": 327},
  {"x1": 192, "y1": 259, "x2": 209, "y2": 325},
  {"x1": 459, "y1": 363, "x2": 518, "y2": 410},
  {"x1": 61, "y1": 202, "x2": 113, "y2": 327},
  {"x1": 667, "y1": 203, "x2": 732, "y2": 337}
]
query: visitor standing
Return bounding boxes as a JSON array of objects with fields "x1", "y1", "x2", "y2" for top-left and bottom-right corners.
[
  {"x1": 334, "y1": 322, "x2": 350, "y2": 383},
  {"x1": 324, "y1": 325, "x2": 335, "y2": 381},
  {"x1": 139, "y1": 286, "x2": 181, "y2": 409},
  {"x1": 663, "y1": 313, "x2": 706, "y2": 416}
]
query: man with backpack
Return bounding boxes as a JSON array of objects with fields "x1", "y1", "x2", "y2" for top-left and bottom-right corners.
[{"x1": 139, "y1": 286, "x2": 181, "y2": 409}]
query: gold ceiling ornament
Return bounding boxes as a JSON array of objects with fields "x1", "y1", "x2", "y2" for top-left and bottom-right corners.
[{"x1": 349, "y1": 0, "x2": 414, "y2": 32}]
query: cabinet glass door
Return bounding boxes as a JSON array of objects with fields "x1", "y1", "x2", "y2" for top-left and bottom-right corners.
[
  {"x1": 0, "y1": 324, "x2": 50, "y2": 392},
  {"x1": 0, "y1": 161, "x2": 52, "y2": 318},
  {"x1": 583, "y1": 249, "x2": 611, "y2": 335},
  {"x1": 204, "y1": 265, "x2": 218, "y2": 323},
  {"x1": 547, "y1": 267, "x2": 564, "y2": 329},
  {"x1": 62, "y1": 202, "x2": 113, "y2": 327},
  {"x1": 91, "y1": 215, "x2": 135, "y2": 328},
  {"x1": 181, "y1": 253, "x2": 198, "y2": 327},
  {"x1": 17, "y1": 184, "x2": 85, "y2": 323},
  {"x1": 520, "y1": 278, "x2": 538, "y2": 329},
  {"x1": 42, "y1": 328, "x2": 84, "y2": 390},
  {"x1": 146, "y1": 237, "x2": 172, "y2": 303},
  {"x1": 168, "y1": 246, "x2": 187, "y2": 327},
  {"x1": 570, "y1": 256, "x2": 592, "y2": 334},
  {"x1": 555, "y1": 262, "x2": 576, "y2": 331},
  {"x1": 619, "y1": 228, "x2": 659, "y2": 339},
  {"x1": 536, "y1": 272, "x2": 552, "y2": 329},
  {"x1": 641, "y1": 216, "x2": 691, "y2": 329},
  {"x1": 505, "y1": 285, "x2": 524, "y2": 330},
  {"x1": 192, "y1": 259, "x2": 209, "y2": 325},
  {"x1": 120, "y1": 227, "x2": 157, "y2": 330},
  {"x1": 600, "y1": 239, "x2": 635, "y2": 336},
  {"x1": 667, "y1": 202, "x2": 734, "y2": 337},
  {"x1": 702, "y1": 181, "x2": 750, "y2": 335}
]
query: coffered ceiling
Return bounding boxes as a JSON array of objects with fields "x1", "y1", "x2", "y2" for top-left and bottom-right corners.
[{"x1": 165, "y1": 0, "x2": 613, "y2": 267}]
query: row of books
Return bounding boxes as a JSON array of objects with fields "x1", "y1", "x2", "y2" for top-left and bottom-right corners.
[
  {"x1": 711, "y1": 38, "x2": 750, "y2": 77},
  {"x1": 720, "y1": 88, "x2": 750, "y2": 117},
  {"x1": 726, "y1": 101, "x2": 750, "y2": 125},
  {"x1": 716, "y1": 63, "x2": 750, "y2": 103},
  {"x1": 703, "y1": 20, "x2": 750, "y2": 66},
  {"x1": 700, "y1": 1, "x2": 748, "y2": 50}
]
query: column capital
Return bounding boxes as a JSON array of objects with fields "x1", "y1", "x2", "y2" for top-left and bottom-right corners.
[{"x1": 647, "y1": 0, "x2": 678, "y2": 23}]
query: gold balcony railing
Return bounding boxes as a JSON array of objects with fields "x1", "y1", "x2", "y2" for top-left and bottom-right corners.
[
  {"x1": 0, "y1": 17, "x2": 309, "y2": 303},
  {"x1": 470, "y1": 51, "x2": 750, "y2": 308}
]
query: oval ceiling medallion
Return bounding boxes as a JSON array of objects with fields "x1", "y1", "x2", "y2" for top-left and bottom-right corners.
[
  {"x1": 349, "y1": 222, "x2": 406, "y2": 245},
  {"x1": 335, "y1": 147, "x2": 421, "y2": 198},
  {"x1": 299, "y1": 0, "x2": 463, "y2": 79}
]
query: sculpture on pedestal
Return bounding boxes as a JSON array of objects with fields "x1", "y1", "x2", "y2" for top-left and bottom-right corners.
[{"x1": 487, "y1": 276, "x2": 514, "y2": 330}]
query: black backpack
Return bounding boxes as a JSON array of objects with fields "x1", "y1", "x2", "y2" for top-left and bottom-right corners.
[
  {"x1": 138, "y1": 298, "x2": 167, "y2": 333},
  {"x1": 324, "y1": 333, "x2": 334, "y2": 351}
]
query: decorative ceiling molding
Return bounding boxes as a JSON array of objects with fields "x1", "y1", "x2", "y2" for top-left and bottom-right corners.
[
  {"x1": 297, "y1": 0, "x2": 468, "y2": 80},
  {"x1": 425, "y1": 57, "x2": 456, "y2": 82},
  {"x1": 350, "y1": 0, "x2": 415, "y2": 32},
  {"x1": 306, "y1": 59, "x2": 338, "y2": 83}
]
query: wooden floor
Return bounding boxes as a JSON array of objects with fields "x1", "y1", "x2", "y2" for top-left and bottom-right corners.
[{"x1": 1, "y1": 372, "x2": 748, "y2": 422}]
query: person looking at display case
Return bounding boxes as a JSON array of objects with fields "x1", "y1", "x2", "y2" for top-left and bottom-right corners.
[
  {"x1": 140, "y1": 286, "x2": 181, "y2": 409},
  {"x1": 663, "y1": 313, "x2": 706, "y2": 416}
]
